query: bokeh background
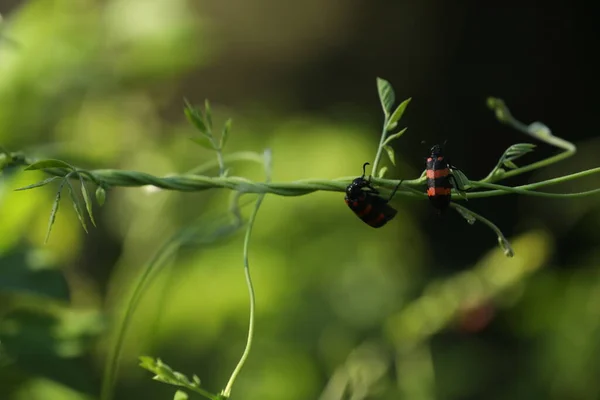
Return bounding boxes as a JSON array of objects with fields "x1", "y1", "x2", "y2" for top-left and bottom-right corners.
[{"x1": 1, "y1": 1, "x2": 599, "y2": 399}]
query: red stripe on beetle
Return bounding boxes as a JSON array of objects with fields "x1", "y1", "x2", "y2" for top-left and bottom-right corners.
[
  {"x1": 426, "y1": 169, "x2": 450, "y2": 179},
  {"x1": 427, "y1": 187, "x2": 451, "y2": 196}
]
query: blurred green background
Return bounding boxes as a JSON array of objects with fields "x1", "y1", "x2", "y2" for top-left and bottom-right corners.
[{"x1": 1, "y1": 1, "x2": 599, "y2": 399}]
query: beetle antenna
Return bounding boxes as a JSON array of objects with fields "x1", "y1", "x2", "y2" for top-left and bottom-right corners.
[
  {"x1": 387, "y1": 180, "x2": 403, "y2": 202},
  {"x1": 361, "y1": 162, "x2": 370, "y2": 178}
]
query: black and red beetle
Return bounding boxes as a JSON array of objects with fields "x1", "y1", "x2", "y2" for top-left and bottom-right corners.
[{"x1": 344, "y1": 162, "x2": 401, "y2": 228}]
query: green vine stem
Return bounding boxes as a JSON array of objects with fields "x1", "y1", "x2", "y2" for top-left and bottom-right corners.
[
  {"x1": 3, "y1": 89, "x2": 600, "y2": 264},
  {"x1": 481, "y1": 97, "x2": 577, "y2": 183},
  {"x1": 451, "y1": 203, "x2": 514, "y2": 257},
  {"x1": 371, "y1": 120, "x2": 392, "y2": 177},
  {"x1": 3, "y1": 150, "x2": 598, "y2": 200},
  {"x1": 221, "y1": 149, "x2": 272, "y2": 398},
  {"x1": 100, "y1": 154, "x2": 267, "y2": 400},
  {"x1": 100, "y1": 192, "x2": 251, "y2": 400}
]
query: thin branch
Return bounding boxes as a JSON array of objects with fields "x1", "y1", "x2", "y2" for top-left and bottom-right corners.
[{"x1": 221, "y1": 149, "x2": 272, "y2": 398}]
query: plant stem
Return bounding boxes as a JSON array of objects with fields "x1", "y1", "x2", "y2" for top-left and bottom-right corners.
[
  {"x1": 101, "y1": 240, "x2": 177, "y2": 400},
  {"x1": 7, "y1": 151, "x2": 600, "y2": 200},
  {"x1": 215, "y1": 148, "x2": 225, "y2": 177},
  {"x1": 482, "y1": 97, "x2": 576, "y2": 182},
  {"x1": 464, "y1": 167, "x2": 600, "y2": 198},
  {"x1": 221, "y1": 150, "x2": 272, "y2": 398},
  {"x1": 469, "y1": 179, "x2": 600, "y2": 198},
  {"x1": 370, "y1": 119, "x2": 389, "y2": 177},
  {"x1": 451, "y1": 203, "x2": 514, "y2": 257}
]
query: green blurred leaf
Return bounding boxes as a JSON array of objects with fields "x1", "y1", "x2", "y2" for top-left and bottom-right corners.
[
  {"x1": 174, "y1": 390, "x2": 189, "y2": 400},
  {"x1": 204, "y1": 99, "x2": 212, "y2": 130},
  {"x1": 78, "y1": 175, "x2": 95, "y2": 227},
  {"x1": 451, "y1": 169, "x2": 471, "y2": 191},
  {"x1": 503, "y1": 160, "x2": 519, "y2": 169},
  {"x1": 220, "y1": 118, "x2": 232, "y2": 150},
  {"x1": 377, "y1": 166, "x2": 388, "y2": 178},
  {"x1": 386, "y1": 98, "x2": 411, "y2": 131},
  {"x1": 190, "y1": 136, "x2": 215, "y2": 150},
  {"x1": 504, "y1": 143, "x2": 536, "y2": 158},
  {"x1": 45, "y1": 181, "x2": 66, "y2": 244},
  {"x1": 14, "y1": 176, "x2": 61, "y2": 191},
  {"x1": 493, "y1": 168, "x2": 506, "y2": 178},
  {"x1": 0, "y1": 309, "x2": 102, "y2": 396},
  {"x1": 193, "y1": 375, "x2": 201, "y2": 386},
  {"x1": 495, "y1": 143, "x2": 535, "y2": 172},
  {"x1": 184, "y1": 99, "x2": 209, "y2": 136},
  {"x1": 382, "y1": 127, "x2": 408, "y2": 147},
  {"x1": 0, "y1": 248, "x2": 70, "y2": 301},
  {"x1": 95, "y1": 186, "x2": 106, "y2": 206},
  {"x1": 501, "y1": 143, "x2": 535, "y2": 161},
  {"x1": 24, "y1": 159, "x2": 74, "y2": 171},
  {"x1": 376, "y1": 77, "x2": 395, "y2": 117},
  {"x1": 65, "y1": 180, "x2": 88, "y2": 234},
  {"x1": 383, "y1": 145, "x2": 395, "y2": 166},
  {"x1": 138, "y1": 356, "x2": 218, "y2": 399}
]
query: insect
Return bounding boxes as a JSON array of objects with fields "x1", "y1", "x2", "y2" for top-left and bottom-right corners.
[
  {"x1": 345, "y1": 162, "x2": 402, "y2": 228},
  {"x1": 426, "y1": 143, "x2": 463, "y2": 213}
]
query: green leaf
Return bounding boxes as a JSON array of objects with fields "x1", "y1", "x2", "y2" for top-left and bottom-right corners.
[
  {"x1": 190, "y1": 136, "x2": 215, "y2": 150},
  {"x1": 45, "y1": 181, "x2": 67, "y2": 244},
  {"x1": 0, "y1": 308, "x2": 103, "y2": 394},
  {"x1": 95, "y1": 186, "x2": 106, "y2": 206},
  {"x1": 386, "y1": 98, "x2": 411, "y2": 131},
  {"x1": 138, "y1": 356, "x2": 157, "y2": 371},
  {"x1": 503, "y1": 143, "x2": 536, "y2": 159},
  {"x1": 0, "y1": 248, "x2": 70, "y2": 301},
  {"x1": 193, "y1": 375, "x2": 201, "y2": 386},
  {"x1": 138, "y1": 356, "x2": 218, "y2": 399},
  {"x1": 451, "y1": 169, "x2": 471, "y2": 191},
  {"x1": 65, "y1": 180, "x2": 88, "y2": 234},
  {"x1": 219, "y1": 118, "x2": 232, "y2": 150},
  {"x1": 377, "y1": 166, "x2": 388, "y2": 178},
  {"x1": 503, "y1": 160, "x2": 519, "y2": 169},
  {"x1": 376, "y1": 77, "x2": 395, "y2": 117},
  {"x1": 78, "y1": 175, "x2": 96, "y2": 227},
  {"x1": 184, "y1": 100, "x2": 208, "y2": 135},
  {"x1": 174, "y1": 391, "x2": 189, "y2": 400},
  {"x1": 25, "y1": 159, "x2": 74, "y2": 171},
  {"x1": 14, "y1": 176, "x2": 61, "y2": 191},
  {"x1": 505, "y1": 143, "x2": 536, "y2": 156},
  {"x1": 382, "y1": 127, "x2": 408, "y2": 147},
  {"x1": 493, "y1": 168, "x2": 506, "y2": 178},
  {"x1": 383, "y1": 145, "x2": 395, "y2": 166},
  {"x1": 497, "y1": 143, "x2": 535, "y2": 171},
  {"x1": 204, "y1": 99, "x2": 213, "y2": 130}
]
